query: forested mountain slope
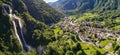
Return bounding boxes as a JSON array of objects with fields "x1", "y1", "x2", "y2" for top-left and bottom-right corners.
[
  {"x1": 47, "y1": 0, "x2": 120, "y2": 55},
  {"x1": 0, "y1": 0, "x2": 63, "y2": 54},
  {"x1": 24, "y1": 0, "x2": 64, "y2": 24},
  {"x1": 49, "y1": 0, "x2": 120, "y2": 15},
  {"x1": 0, "y1": 0, "x2": 120, "y2": 55}
]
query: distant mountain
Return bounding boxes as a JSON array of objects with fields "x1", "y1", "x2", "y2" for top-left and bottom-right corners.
[
  {"x1": 49, "y1": 0, "x2": 120, "y2": 15},
  {"x1": 1, "y1": 0, "x2": 120, "y2": 55},
  {"x1": 48, "y1": 2, "x2": 54, "y2": 5}
]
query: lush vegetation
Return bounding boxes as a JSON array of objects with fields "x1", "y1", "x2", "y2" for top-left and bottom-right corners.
[
  {"x1": 0, "y1": 0, "x2": 120, "y2": 55},
  {"x1": 49, "y1": 0, "x2": 120, "y2": 15},
  {"x1": 23, "y1": 0, "x2": 64, "y2": 24},
  {"x1": 0, "y1": 0, "x2": 63, "y2": 54},
  {"x1": 0, "y1": 6, "x2": 22, "y2": 55}
]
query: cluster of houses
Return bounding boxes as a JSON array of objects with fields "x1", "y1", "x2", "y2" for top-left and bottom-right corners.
[{"x1": 56, "y1": 17, "x2": 120, "y2": 44}]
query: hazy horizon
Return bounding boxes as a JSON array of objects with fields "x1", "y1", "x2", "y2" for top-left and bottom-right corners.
[{"x1": 43, "y1": 0, "x2": 58, "y2": 3}]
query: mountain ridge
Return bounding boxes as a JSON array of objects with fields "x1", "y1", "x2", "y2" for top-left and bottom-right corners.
[
  {"x1": 0, "y1": 0, "x2": 120, "y2": 55},
  {"x1": 49, "y1": 0, "x2": 120, "y2": 15}
]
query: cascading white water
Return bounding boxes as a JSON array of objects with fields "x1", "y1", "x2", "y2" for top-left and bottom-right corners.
[
  {"x1": 13, "y1": 14, "x2": 28, "y2": 47},
  {"x1": 2, "y1": 3, "x2": 28, "y2": 52}
]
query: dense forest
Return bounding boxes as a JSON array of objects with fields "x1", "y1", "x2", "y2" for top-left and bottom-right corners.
[{"x1": 0, "y1": 0, "x2": 120, "y2": 55}]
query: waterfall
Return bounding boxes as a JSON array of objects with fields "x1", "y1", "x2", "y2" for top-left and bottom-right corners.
[
  {"x1": 2, "y1": 3, "x2": 28, "y2": 52},
  {"x1": 13, "y1": 14, "x2": 28, "y2": 50}
]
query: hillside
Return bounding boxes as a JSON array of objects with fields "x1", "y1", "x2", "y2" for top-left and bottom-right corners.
[
  {"x1": 49, "y1": 0, "x2": 120, "y2": 15},
  {"x1": 24, "y1": 0, "x2": 64, "y2": 24},
  {"x1": 47, "y1": 0, "x2": 120, "y2": 55},
  {"x1": 0, "y1": 0, "x2": 120, "y2": 55},
  {"x1": 0, "y1": 0, "x2": 63, "y2": 54}
]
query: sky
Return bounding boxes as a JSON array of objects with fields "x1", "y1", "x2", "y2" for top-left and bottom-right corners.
[{"x1": 43, "y1": 0, "x2": 58, "y2": 3}]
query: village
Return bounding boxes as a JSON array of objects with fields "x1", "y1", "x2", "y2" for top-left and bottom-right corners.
[{"x1": 56, "y1": 17, "x2": 120, "y2": 46}]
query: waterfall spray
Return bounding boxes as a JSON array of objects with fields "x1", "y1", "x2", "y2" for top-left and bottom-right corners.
[{"x1": 2, "y1": 3, "x2": 28, "y2": 53}]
